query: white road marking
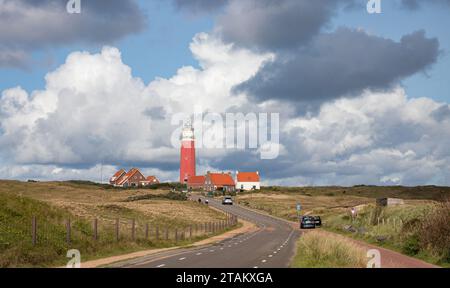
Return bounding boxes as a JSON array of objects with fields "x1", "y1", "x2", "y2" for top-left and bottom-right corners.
[
  {"x1": 220, "y1": 247, "x2": 224, "y2": 250},
  {"x1": 209, "y1": 250, "x2": 215, "y2": 252},
  {"x1": 268, "y1": 255, "x2": 273, "y2": 258},
  {"x1": 156, "y1": 264, "x2": 165, "y2": 268},
  {"x1": 273, "y1": 251, "x2": 277, "y2": 254},
  {"x1": 253, "y1": 266, "x2": 258, "y2": 269},
  {"x1": 179, "y1": 257, "x2": 186, "y2": 261},
  {"x1": 261, "y1": 260, "x2": 267, "y2": 263},
  {"x1": 196, "y1": 253, "x2": 202, "y2": 255}
]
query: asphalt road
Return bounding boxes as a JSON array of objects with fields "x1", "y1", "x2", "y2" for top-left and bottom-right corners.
[{"x1": 111, "y1": 196, "x2": 301, "y2": 268}]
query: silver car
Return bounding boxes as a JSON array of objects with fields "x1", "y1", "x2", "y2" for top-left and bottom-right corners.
[{"x1": 222, "y1": 196, "x2": 233, "y2": 205}]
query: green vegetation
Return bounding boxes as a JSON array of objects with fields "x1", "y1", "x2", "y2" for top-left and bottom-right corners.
[
  {"x1": 124, "y1": 191, "x2": 188, "y2": 202},
  {"x1": 260, "y1": 185, "x2": 450, "y2": 201},
  {"x1": 290, "y1": 231, "x2": 366, "y2": 268},
  {"x1": 0, "y1": 181, "x2": 234, "y2": 267},
  {"x1": 236, "y1": 187, "x2": 450, "y2": 267},
  {"x1": 320, "y1": 202, "x2": 449, "y2": 267}
]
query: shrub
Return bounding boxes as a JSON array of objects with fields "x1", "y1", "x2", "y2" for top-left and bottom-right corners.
[
  {"x1": 418, "y1": 200, "x2": 450, "y2": 262},
  {"x1": 402, "y1": 233, "x2": 420, "y2": 256}
]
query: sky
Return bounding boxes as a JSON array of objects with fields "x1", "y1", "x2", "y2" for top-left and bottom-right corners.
[{"x1": 0, "y1": 0, "x2": 449, "y2": 186}]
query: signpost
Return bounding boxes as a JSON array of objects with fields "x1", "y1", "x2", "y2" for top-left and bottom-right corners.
[{"x1": 296, "y1": 202, "x2": 302, "y2": 220}]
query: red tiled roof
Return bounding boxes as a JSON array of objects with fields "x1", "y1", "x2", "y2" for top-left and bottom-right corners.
[
  {"x1": 117, "y1": 168, "x2": 141, "y2": 185},
  {"x1": 112, "y1": 169, "x2": 125, "y2": 178},
  {"x1": 237, "y1": 172, "x2": 260, "y2": 182},
  {"x1": 145, "y1": 176, "x2": 159, "y2": 183},
  {"x1": 209, "y1": 173, "x2": 235, "y2": 186},
  {"x1": 188, "y1": 175, "x2": 205, "y2": 185}
]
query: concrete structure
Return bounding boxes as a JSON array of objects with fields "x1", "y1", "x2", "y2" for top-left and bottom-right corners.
[
  {"x1": 179, "y1": 121, "x2": 196, "y2": 183},
  {"x1": 204, "y1": 172, "x2": 235, "y2": 193},
  {"x1": 235, "y1": 171, "x2": 260, "y2": 191},
  {"x1": 376, "y1": 198, "x2": 405, "y2": 207}
]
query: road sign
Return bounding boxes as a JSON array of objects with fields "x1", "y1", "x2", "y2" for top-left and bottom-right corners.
[{"x1": 296, "y1": 203, "x2": 301, "y2": 211}]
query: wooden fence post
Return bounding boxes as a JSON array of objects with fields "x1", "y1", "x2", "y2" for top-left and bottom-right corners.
[
  {"x1": 131, "y1": 219, "x2": 136, "y2": 241},
  {"x1": 175, "y1": 229, "x2": 178, "y2": 243},
  {"x1": 115, "y1": 218, "x2": 120, "y2": 241},
  {"x1": 189, "y1": 226, "x2": 192, "y2": 239},
  {"x1": 145, "y1": 223, "x2": 149, "y2": 239},
  {"x1": 93, "y1": 218, "x2": 98, "y2": 241},
  {"x1": 156, "y1": 226, "x2": 159, "y2": 241},
  {"x1": 66, "y1": 219, "x2": 71, "y2": 245},
  {"x1": 32, "y1": 216, "x2": 37, "y2": 246},
  {"x1": 165, "y1": 227, "x2": 169, "y2": 240}
]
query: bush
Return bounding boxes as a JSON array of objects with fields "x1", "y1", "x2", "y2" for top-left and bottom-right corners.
[
  {"x1": 402, "y1": 234, "x2": 420, "y2": 256},
  {"x1": 418, "y1": 200, "x2": 450, "y2": 262},
  {"x1": 125, "y1": 191, "x2": 187, "y2": 202}
]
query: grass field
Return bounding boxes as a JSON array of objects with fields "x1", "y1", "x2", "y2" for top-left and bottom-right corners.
[
  {"x1": 290, "y1": 230, "x2": 367, "y2": 268},
  {"x1": 0, "y1": 180, "x2": 231, "y2": 267},
  {"x1": 235, "y1": 186, "x2": 450, "y2": 267}
]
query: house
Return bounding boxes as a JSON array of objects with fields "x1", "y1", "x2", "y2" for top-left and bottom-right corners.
[
  {"x1": 113, "y1": 168, "x2": 146, "y2": 188},
  {"x1": 187, "y1": 175, "x2": 205, "y2": 190},
  {"x1": 140, "y1": 176, "x2": 160, "y2": 186},
  {"x1": 204, "y1": 172, "x2": 235, "y2": 193},
  {"x1": 235, "y1": 171, "x2": 260, "y2": 191},
  {"x1": 110, "y1": 169, "x2": 126, "y2": 186}
]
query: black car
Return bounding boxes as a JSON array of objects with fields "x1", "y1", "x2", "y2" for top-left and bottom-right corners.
[
  {"x1": 313, "y1": 216, "x2": 322, "y2": 227},
  {"x1": 300, "y1": 216, "x2": 316, "y2": 229}
]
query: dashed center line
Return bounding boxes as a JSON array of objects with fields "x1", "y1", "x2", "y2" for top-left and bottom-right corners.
[
  {"x1": 179, "y1": 257, "x2": 186, "y2": 261},
  {"x1": 196, "y1": 253, "x2": 202, "y2": 255},
  {"x1": 261, "y1": 260, "x2": 267, "y2": 263},
  {"x1": 156, "y1": 264, "x2": 165, "y2": 268}
]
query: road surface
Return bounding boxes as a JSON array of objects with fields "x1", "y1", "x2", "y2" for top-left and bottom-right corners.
[{"x1": 111, "y1": 196, "x2": 301, "y2": 268}]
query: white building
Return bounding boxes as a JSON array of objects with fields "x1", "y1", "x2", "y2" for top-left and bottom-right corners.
[{"x1": 235, "y1": 171, "x2": 260, "y2": 191}]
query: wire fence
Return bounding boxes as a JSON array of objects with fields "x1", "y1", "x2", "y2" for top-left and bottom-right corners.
[{"x1": 0, "y1": 213, "x2": 238, "y2": 248}]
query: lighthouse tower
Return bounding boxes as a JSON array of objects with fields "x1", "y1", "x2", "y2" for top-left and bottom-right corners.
[{"x1": 179, "y1": 120, "x2": 196, "y2": 183}]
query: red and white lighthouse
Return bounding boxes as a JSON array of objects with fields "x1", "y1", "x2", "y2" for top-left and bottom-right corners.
[{"x1": 179, "y1": 121, "x2": 196, "y2": 183}]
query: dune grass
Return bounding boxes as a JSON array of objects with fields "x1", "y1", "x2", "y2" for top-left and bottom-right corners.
[
  {"x1": 290, "y1": 231, "x2": 367, "y2": 268},
  {"x1": 0, "y1": 181, "x2": 233, "y2": 267}
]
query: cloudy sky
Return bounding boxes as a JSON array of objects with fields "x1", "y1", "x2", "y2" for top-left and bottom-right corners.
[{"x1": 0, "y1": 0, "x2": 449, "y2": 186}]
